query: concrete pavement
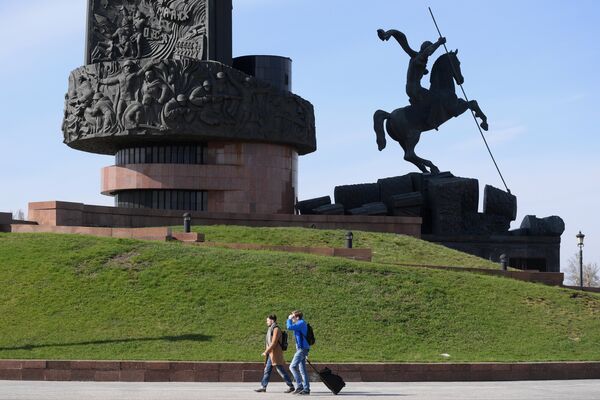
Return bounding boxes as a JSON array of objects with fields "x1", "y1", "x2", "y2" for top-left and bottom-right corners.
[{"x1": 0, "y1": 380, "x2": 599, "y2": 399}]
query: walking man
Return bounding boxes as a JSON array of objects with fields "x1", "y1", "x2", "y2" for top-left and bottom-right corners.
[
  {"x1": 287, "y1": 310, "x2": 311, "y2": 395},
  {"x1": 255, "y1": 315, "x2": 295, "y2": 393}
]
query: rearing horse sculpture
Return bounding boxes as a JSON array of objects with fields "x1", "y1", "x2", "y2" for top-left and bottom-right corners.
[{"x1": 374, "y1": 33, "x2": 488, "y2": 174}]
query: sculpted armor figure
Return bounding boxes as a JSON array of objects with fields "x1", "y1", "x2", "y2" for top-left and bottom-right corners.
[{"x1": 373, "y1": 28, "x2": 488, "y2": 174}]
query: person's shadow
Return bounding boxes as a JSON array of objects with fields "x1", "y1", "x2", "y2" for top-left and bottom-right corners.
[
  {"x1": 0, "y1": 333, "x2": 212, "y2": 351},
  {"x1": 310, "y1": 391, "x2": 410, "y2": 397}
]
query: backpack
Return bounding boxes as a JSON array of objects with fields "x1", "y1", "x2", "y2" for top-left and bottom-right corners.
[
  {"x1": 279, "y1": 330, "x2": 289, "y2": 351},
  {"x1": 304, "y1": 323, "x2": 316, "y2": 346}
]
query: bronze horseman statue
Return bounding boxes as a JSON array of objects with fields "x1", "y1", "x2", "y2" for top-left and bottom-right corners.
[{"x1": 374, "y1": 29, "x2": 488, "y2": 174}]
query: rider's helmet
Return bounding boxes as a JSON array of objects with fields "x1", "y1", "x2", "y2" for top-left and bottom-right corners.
[{"x1": 420, "y1": 41, "x2": 433, "y2": 52}]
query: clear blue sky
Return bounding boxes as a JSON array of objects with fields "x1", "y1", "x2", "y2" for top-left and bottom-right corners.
[{"x1": 1, "y1": 0, "x2": 598, "y2": 275}]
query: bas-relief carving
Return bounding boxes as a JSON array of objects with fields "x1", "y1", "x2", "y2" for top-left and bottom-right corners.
[
  {"x1": 88, "y1": 0, "x2": 208, "y2": 63},
  {"x1": 63, "y1": 60, "x2": 316, "y2": 155}
]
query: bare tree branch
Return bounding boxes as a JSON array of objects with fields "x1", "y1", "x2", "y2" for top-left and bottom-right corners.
[{"x1": 564, "y1": 253, "x2": 600, "y2": 287}]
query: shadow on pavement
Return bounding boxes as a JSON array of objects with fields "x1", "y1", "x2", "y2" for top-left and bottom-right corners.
[{"x1": 316, "y1": 392, "x2": 410, "y2": 397}]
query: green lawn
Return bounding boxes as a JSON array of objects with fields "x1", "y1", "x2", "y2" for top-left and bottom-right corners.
[
  {"x1": 182, "y1": 225, "x2": 500, "y2": 269},
  {"x1": 0, "y1": 232, "x2": 598, "y2": 363}
]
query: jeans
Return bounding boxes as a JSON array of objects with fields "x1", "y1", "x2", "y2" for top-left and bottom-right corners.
[
  {"x1": 290, "y1": 348, "x2": 310, "y2": 391},
  {"x1": 261, "y1": 357, "x2": 293, "y2": 388}
]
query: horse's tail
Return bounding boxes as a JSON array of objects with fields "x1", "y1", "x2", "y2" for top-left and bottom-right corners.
[{"x1": 373, "y1": 110, "x2": 390, "y2": 151}]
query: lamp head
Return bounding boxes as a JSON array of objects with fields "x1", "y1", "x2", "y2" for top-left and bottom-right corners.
[{"x1": 576, "y1": 231, "x2": 585, "y2": 247}]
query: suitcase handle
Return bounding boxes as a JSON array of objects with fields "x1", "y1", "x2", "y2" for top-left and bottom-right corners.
[{"x1": 305, "y1": 357, "x2": 320, "y2": 374}]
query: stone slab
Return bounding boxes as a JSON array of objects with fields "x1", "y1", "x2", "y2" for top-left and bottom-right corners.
[
  {"x1": 11, "y1": 225, "x2": 171, "y2": 242},
  {"x1": 378, "y1": 175, "x2": 415, "y2": 211},
  {"x1": 484, "y1": 185, "x2": 517, "y2": 220},
  {"x1": 313, "y1": 204, "x2": 345, "y2": 215},
  {"x1": 334, "y1": 183, "x2": 380, "y2": 211},
  {"x1": 295, "y1": 196, "x2": 331, "y2": 215},
  {"x1": 171, "y1": 233, "x2": 205, "y2": 243}
]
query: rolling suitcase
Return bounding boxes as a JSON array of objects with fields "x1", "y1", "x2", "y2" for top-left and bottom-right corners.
[{"x1": 307, "y1": 359, "x2": 346, "y2": 395}]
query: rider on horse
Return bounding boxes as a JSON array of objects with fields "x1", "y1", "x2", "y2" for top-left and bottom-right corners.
[
  {"x1": 374, "y1": 28, "x2": 489, "y2": 174},
  {"x1": 377, "y1": 29, "x2": 447, "y2": 129}
]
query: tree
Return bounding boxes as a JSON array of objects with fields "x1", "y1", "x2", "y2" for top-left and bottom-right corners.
[
  {"x1": 564, "y1": 253, "x2": 600, "y2": 288},
  {"x1": 11, "y1": 209, "x2": 25, "y2": 221}
]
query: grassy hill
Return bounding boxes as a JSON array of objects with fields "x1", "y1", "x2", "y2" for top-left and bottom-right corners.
[
  {"x1": 181, "y1": 225, "x2": 500, "y2": 269},
  {"x1": 0, "y1": 231, "x2": 599, "y2": 363}
]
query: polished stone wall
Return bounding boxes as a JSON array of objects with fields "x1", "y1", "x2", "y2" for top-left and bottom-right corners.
[
  {"x1": 102, "y1": 142, "x2": 298, "y2": 214},
  {"x1": 1, "y1": 359, "x2": 599, "y2": 382},
  {"x1": 27, "y1": 201, "x2": 422, "y2": 235}
]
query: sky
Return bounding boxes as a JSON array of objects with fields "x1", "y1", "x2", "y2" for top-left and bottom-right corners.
[{"x1": 0, "y1": 0, "x2": 598, "y2": 278}]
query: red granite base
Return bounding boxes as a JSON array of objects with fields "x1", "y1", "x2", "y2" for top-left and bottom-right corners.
[
  {"x1": 0, "y1": 360, "x2": 599, "y2": 382},
  {"x1": 27, "y1": 201, "x2": 422, "y2": 236}
]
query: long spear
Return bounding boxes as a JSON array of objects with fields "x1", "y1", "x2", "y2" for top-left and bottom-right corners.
[{"x1": 428, "y1": 7, "x2": 511, "y2": 194}]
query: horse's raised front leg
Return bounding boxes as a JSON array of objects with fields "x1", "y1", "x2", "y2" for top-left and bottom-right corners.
[
  {"x1": 468, "y1": 99, "x2": 488, "y2": 131},
  {"x1": 455, "y1": 99, "x2": 489, "y2": 131}
]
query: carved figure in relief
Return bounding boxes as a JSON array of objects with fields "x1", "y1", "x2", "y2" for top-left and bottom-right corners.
[
  {"x1": 99, "y1": 60, "x2": 156, "y2": 127},
  {"x1": 189, "y1": 80, "x2": 220, "y2": 125},
  {"x1": 142, "y1": 94, "x2": 161, "y2": 127},
  {"x1": 89, "y1": 93, "x2": 117, "y2": 133},
  {"x1": 228, "y1": 76, "x2": 267, "y2": 128},
  {"x1": 206, "y1": 71, "x2": 240, "y2": 124},
  {"x1": 65, "y1": 74, "x2": 98, "y2": 137},
  {"x1": 163, "y1": 94, "x2": 194, "y2": 128},
  {"x1": 142, "y1": 69, "x2": 171, "y2": 123},
  {"x1": 112, "y1": 18, "x2": 135, "y2": 59},
  {"x1": 89, "y1": 0, "x2": 208, "y2": 63},
  {"x1": 63, "y1": 94, "x2": 82, "y2": 140},
  {"x1": 74, "y1": 75, "x2": 95, "y2": 110},
  {"x1": 142, "y1": 70, "x2": 170, "y2": 104},
  {"x1": 123, "y1": 94, "x2": 160, "y2": 129},
  {"x1": 132, "y1": 9, "x2": 148, "y2": 58},
  {"x1": 63, "y1": 58, "x2": 316, "y2": 153}
]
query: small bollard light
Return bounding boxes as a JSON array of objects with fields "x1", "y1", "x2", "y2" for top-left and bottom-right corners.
[
  {"x1": 499, "y1": 253, "x2": 508, "y2": 271},
  {"x1": 345, "y1": 231, "x2": 353, "y2": 249},
  {"x1": 183, "y1": 213, "x2": 192, "y2": 233}
]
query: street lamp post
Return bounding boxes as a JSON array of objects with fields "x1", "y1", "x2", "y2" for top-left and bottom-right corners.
[{"x1": 576, "y1": 231, "x2": 585, "y2": 290}]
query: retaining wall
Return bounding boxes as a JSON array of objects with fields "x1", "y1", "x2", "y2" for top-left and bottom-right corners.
[{"x1": 1, "y1": 360, "x2": 599, "y2": 382}]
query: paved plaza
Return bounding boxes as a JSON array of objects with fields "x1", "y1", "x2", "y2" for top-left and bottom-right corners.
[{"x1": 0, "y1": 380, "x2": 598, "y2": 400}]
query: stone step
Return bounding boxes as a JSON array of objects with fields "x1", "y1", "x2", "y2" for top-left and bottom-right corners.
[{"x1": 171, "y1": 232, "x2": 205, "y2": 243}]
